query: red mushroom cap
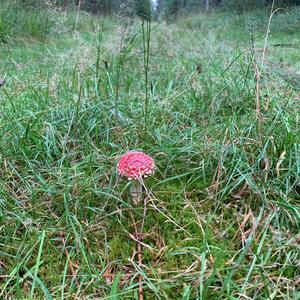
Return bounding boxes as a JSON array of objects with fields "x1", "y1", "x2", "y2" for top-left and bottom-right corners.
[{"x1": 117, "y1": 151, "x2": 155, "y2": 180}]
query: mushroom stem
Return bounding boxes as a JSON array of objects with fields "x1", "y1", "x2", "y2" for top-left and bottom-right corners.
[{"x1": 130, "y1": 181, "x2": 143, "y2": 204}]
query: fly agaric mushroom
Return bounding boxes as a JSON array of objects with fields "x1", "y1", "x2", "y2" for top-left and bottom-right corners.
[{"x1": 117, "y1": 151, "x2": 155, "y2": 204}]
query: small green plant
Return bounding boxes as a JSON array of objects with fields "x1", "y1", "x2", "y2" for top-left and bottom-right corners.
[{"x1": 0, "y1": 15, "x2": 11, "y2": 42}]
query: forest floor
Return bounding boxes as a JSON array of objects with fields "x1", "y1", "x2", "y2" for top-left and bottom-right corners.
[{"x1": 0, "y1": 5, "x2": 299, "y2": 300}]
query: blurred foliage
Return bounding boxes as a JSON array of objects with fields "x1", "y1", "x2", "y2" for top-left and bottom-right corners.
[
  {"x1": 3, "y1": 0, "x2": 300, "y2": 20},
  {"x1": 0, "y1": 0, "x2": 299, "y2": 41},
  {"x1": 157, "y1": 0, "x2": 300, "y2": 18}
]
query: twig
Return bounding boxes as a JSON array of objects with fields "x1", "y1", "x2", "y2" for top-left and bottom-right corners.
[
  {"x1": 137, "y1": 238, "x2": 143, "y2": 300},
  {"x1": 140, "y1": 195, "x2": 148, "y2": 236},
  {"x1": 129, "y1": 196, "x2": 148, "y2": 300},
  {"x1": 138, "y1": 196, "x2": 148, "y2": 300}
]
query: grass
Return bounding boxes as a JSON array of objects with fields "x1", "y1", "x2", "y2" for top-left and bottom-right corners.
[{"x1": 0, "y1": 2, "x2": 299, "y2": 299}]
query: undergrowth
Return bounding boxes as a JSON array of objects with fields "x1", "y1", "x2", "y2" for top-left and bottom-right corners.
[{"x1": 0, "y1": 2, "x2": 299, "y2": 299}]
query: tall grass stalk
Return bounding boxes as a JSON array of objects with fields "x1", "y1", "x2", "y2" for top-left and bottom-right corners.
[
  {"x1": 261, "y1": 0, "x2": 283, "y2": 69},
  {"x1": 141, "y1": 1, "x2": 152, "y2": 135},
  {"x1": 256, "y1": 0, "x2": 281, "y2": 127},
  {"x1": 74, "y1": 0, "x2": 82, "y2": 39},
  {"x1": 112, "y1": 1, "x2": 136, "y2": 121},
  {"x1": 41, "y1": 13, "x2": 49, "y2": 58}
]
